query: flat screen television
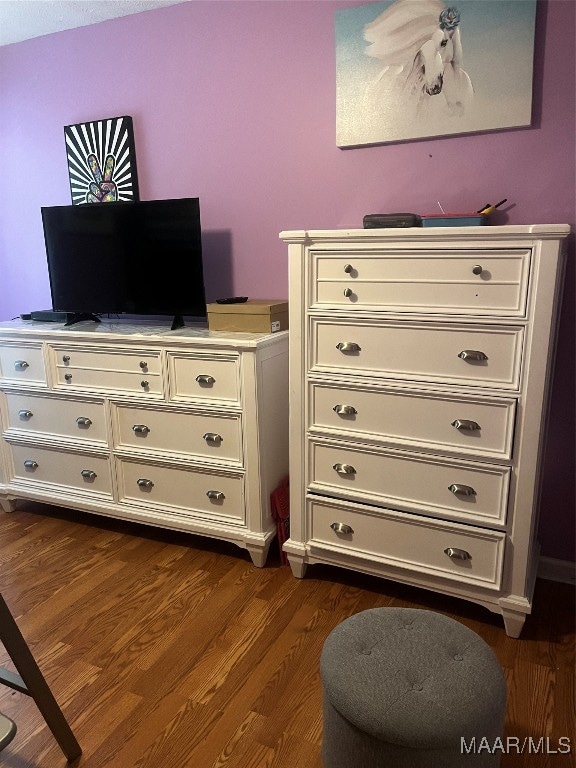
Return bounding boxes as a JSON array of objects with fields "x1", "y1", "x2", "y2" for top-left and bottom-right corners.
[{"x1": 41, "y1": 198, "x2": 207, "y2": 328}]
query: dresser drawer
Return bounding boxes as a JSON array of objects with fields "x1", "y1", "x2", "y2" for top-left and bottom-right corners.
[
  {"x1": 310, "y1": 383, "x2": 516, "y2": 461},
  {"x1": 3, "y1": 393, "x2": 107, "y2": 445},
  {"x1": 312, "y1": 250, "x2": 530, "y2": 316},
  {"x1": 116, "y1": 458, "x2": 245, "y2": 524},
  {"x1": 7, "y1": 443, "x2": 113, "y2": 498},
  {"x1": 309, "y1": 440, "x2": 510, "y2": 526},
  {"x1": 113, "y1": 403, "x2": 243, "y2": 465},
  {"x1": 311, "y1": 319, "x2": 523, "y2": 390},
  {"x1": 309, "y1": 497, "x2": 505, "y2": 589},
  {"x1": 168, "y1": 352, "x2": 241, "y2": 405},
  {"x1": 0, "y1": 343, "x2": 46, "y2": 386}
]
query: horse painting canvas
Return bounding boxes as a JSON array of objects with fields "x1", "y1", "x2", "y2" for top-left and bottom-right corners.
[{"x1": 336, "y1": 0, "x2": 537, "y2": 147}]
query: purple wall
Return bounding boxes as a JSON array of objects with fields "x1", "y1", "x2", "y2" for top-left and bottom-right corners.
[{"x1": 0, "y1": 0, "x2": 574, "y2": 560}]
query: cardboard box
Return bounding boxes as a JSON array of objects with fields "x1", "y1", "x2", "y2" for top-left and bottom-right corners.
[{"x1": 207, "y1": 300, "x2": 288, "y2": 333}]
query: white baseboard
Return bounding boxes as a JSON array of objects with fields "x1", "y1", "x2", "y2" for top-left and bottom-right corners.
[{"x1": 538, "y1": 556, "x2": 576, "y2": 585}]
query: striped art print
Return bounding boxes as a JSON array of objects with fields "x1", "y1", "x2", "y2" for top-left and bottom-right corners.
[{"x1": 64, "y1": 116, "x2": 140, "y2": 204}]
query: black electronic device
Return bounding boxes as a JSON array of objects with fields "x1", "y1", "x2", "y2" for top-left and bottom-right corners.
[
  {"x1": 216, "y1": 296, "x2": 248, "y2": 304},
  {"x1": 40, "y1": 198, "x2": 207, "y2": 329},
  {"x1": 363, "y1": 213, "x2": 422, "y2": 229},
  {"x1": 30, "y1": 310, "x2": 75, "y2": 323}
]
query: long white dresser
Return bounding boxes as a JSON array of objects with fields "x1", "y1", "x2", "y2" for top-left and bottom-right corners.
[
  {"x1": 280, "y1": 224, "x2": 569, "y2": 637},
  {"x1": 0, "y1": 319, "x2": 289, "y2": 566}
]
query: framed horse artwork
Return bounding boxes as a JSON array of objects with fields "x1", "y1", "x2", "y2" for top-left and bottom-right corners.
[{"x1": 336, "y1": 0, "x2": 537, "y2": 147}]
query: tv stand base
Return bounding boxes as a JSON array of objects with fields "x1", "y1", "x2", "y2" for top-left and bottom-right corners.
[{"x1": 64, "y1": 313, "x2": 101, "y2": 327}]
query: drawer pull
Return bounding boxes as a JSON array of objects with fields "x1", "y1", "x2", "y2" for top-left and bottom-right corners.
[
  {"x1": 18, "y1": 409, "x2": 33, "y2": 419},
  {"x1": 81, "y1": 470, "x2": 97, "y2": 480},
  {"x1": 62, "y1": 355, "x2": 70, "y2": 363},
  {"x1": 140, "y1": 380, "x2": 149, "y2": 388},
  {"x1": 203, "y1": 432, "x2": 222, "y2": 445},
  {"x1": 336, "y1": 342, "x2": 361, "y2": 353},
  {"x1": 137, "y1": 478, "x2": 154, "y2": 489},
  {"x1": 139, "y1": 361, "x2": 148, "y2": 369},
  {"x1": 451, "y1": 419, "x2": 481, "y2": 432},
  {"x1": 472, "y1": 265, "x2": 483, "y2": 275},
  {"x1": 448, "y1": 483, "x2": 477, "y2": 497},
  {"x1": 343, "y1": 264, "x2": 354, "y2": 274},
  {"x1": 65, "y1": 373, "x2": 73, "y2": 381},
  {"x1": 444, "y1": 547, "x2": 472, "y2": 561},
  {"x1": 333, "y1": 463, "x2": 356, "y2": 475},
  {"x1": 76, "y1": 417, "x2": 92, "y2": 428},
  {"x1": 331, "y1": 522, "x2": 354, "y2": 535},
  {"x1": 458, "y1": 350, "x2": 488, "y2": 362},
  {"x1": 196, "y1": 374, "x2": 215, "y2": 385},
  {"x1": 343, "y1": 288, "x2": 353, "y2": 298},
  {"x1": 133, "y1": 424, "x2": 150, "y2": 435},
  {"x1": 23, "y1": 460, "x2": 38, "y2": 470},
  {"x1": 207, "y1": 490, "x2": 225, "y2": 501},
  {"x1": 14, "y1": 360, "x2": 29, "y2": 370},
  {"x1": 333, "y1": 404, "x2": 357, "y2": 416}
]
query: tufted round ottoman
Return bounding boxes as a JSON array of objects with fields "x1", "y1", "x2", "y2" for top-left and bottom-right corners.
[{"x1": 320, "y1": 608, "x2": 507, "y2": 767}]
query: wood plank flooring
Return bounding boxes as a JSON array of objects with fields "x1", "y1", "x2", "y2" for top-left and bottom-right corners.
[{"x1": 0, "y1": 504, "x2": 574, "y2": 767}]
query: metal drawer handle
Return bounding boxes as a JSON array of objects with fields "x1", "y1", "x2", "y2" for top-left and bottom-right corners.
[
  {"x1": 472, "y1": 265, "x2": 483, "y2": 275},
  {"x1": 24, "y1": 460, "x2": 38, "y2": 470},
  {"x1": 458, "y1": 350, "x2": 488, "y2": 362},
  {"x1": 133, "y1": 424, "x2": 150, "y2": 435},
  {"x1": 76, "y1": 417, "x2": 92, "y2": 428},
  {"x1": 343, "y1": 288, "x2": 353, "y2": 298},
  {"x1": 333, "y1": 404, "x2": 357, "y2": 416},
  {"x1": 336, "y1": 342, "x2": 361, "y2": 353},
  {"x1": 203, "y1": 432, "x2": 222, "y2": 445},
  {"x1": 333, "y1": 463, "x2": 356, "y2": 475},
  {"x1": 448, "y1": 483, "x2": 477, "y2": 497},
  {"x1": 137, "y1": 478, "x2": 154, "y2": 489},
  {"x1": 207, "y1": 490, "x2": 224, "y2": 500},
  {"x1": 444, "y1": 547, "x2": 472, "y2": 561},
  {"x1": 62, "y1": 355, "x2": 70, "y2": 363},
  {"x1": 196, "y1": 374, "x2": 215, "y2": 385},
  {"x1": 65, "y1": 373, "x2": 73, "y2": 381},
  {"x1": 18, "y1": 409, "x2": 33, "y2": 419},
  {"x1": 140, "y1": 380, "x2": 149, "y2": 388},
  {"x1": 81, "y1": 470, "x2": 97, "y2": 480},
  {"x1": 331, "y1": 522, "x2": 354, "y2": 535},
  {"x1": 451, "y1": 419, "x2": 481, "y2": 432},
  {"x1": 139, "y1": 361, "x2": 148, "y2": 369},
  {"x1": 14, "y1": 360, "x2": 29, "y2": 370},
  {"x1": 343, "y1": 264, "x2": 354, "y2": 274}
]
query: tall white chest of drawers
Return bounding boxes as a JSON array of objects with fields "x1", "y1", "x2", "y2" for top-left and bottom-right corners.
[
  {"x1": 0, "y1": 320, "x2": 289, "y2": 566},
  {"x1": 281, "y1": 225, "x2": 569, "y2": 637}
]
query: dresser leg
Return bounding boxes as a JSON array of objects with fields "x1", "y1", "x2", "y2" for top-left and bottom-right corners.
[
  {"x1": 501, "y1": 608, "x2": 527, "y2": 638},
  {"x1": 246, "y1": 543, "x2": 269, "y2": 568},
  {"x1": 0, "y1": 497, "x2": 22, "y2": 514},
  {"x1": 288, "y1": 556, "x2": 308, "y2": 579}
]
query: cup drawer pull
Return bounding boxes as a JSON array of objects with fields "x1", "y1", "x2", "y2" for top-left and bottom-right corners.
[
  {"x1": 333, "y1": 404, "x2": 357, "y2": 416},
  {"x1": 331, "y1": 522, "x2": 354, "y2": 535},
  {"x1": 451, "y1": 419, "x2": 481, "y2": 432},
  {"x1": 458, "y1": 350, "x2": 488, "y2": 362},
  {"x1": 137, "y1": 478, "x2": 154, "y2": 489},
  {"x1": 24, "y1": 460, "x2": 38, "y2": 470},
  {"x1": 336, "y1": 342, "x2": 361, "y2": 353},
  {"x1": 196, "y1": 374, "x2": 215, "y2": 385},
  {"x1": 203, "y1": 432, "x2": 223, "y2": 445},
  {"x1": 81, "y1": 470, "x2": 97, "y2": 480},
  {"x1": 76, "y1": 417, "x2": 93, "y2": 428},
  {"x1": 133, "y1": 424, "x2": 150, "y2": 435},
  {"x1": 14, "y1": 360, "x2": 29, "y2": 370},
  {"x1": 207, "y1": 490, "x2": 225, "y2": 501},
  {"x1": 444, "y1": 547, "x2": 472, "y2": 561},
  {"x1": 333, "y1": 463, "x2": 356, "y2": 475},
  {"x1": 18, "y1": 410, "x2": 33, "y2": 419},
  {"x1": 448, "y1": 483, "x2": 477, "y2": 497}
]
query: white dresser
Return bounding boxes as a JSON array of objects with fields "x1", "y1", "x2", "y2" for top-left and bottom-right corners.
[
  {"x1": 280, "y1": 225, "x2": 569, "y2": 637},
  {"x1": 0, "y1": 320, "x2": 289, "y2": 566}
]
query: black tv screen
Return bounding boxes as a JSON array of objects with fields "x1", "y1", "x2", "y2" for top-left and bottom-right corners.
[{"x1": 41, "y1": 198, "x2": 207, "y2": 324}]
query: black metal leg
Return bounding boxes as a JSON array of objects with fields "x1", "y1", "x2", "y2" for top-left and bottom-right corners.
[{"x1": 0, "y1": 595, "x2": 82, "y2": 761}]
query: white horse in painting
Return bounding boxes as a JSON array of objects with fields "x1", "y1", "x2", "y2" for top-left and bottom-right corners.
[{"x1": 364, "y1": 0, "x2": 474, "y2": 121}]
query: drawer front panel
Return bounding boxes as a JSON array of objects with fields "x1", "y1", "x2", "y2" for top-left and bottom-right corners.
[
  {"x1": 0, "y1": 343, "x2": 46, "y2": 386},
  {"x1": 53, "y1": 367, "x2": 163, "y2": 396},
  {"x1": 309, "y1": 497, "x2": 505, "y2": 589},
  {"x1": 50, "y1": 347, "x2": 162, "y2": 375},
  {"x1": 117, "y1": 458, "x2": 244, "y2": 523},
  {"x1": 313, "y1": 251, "x2": 529, "y2": 315},
  {"x1": 310, "y1": 441, "x2": 510, "y2": 526},
  {"x1": 310, "y1": 384, "x2": 516, "y2": 460},
  {"x1": 113, "y1": 404, "x2": 243, "y2": 465},
  {"x1": 3, "y1": 393, "x2": 107, "y2": 444},
  {"x1": 8, "y1": 443, "x2": 113, "y2": 497},
  {"x1": 311, "y1": 319, "x2": 523, "y2": 389},
  {"x1": 168, "y1": 353, "x2": 241, "y2": 404}
]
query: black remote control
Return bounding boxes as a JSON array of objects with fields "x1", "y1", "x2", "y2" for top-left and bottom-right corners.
[{"x1": 216, "y1": 296, "x2": 249, "y2": 304}]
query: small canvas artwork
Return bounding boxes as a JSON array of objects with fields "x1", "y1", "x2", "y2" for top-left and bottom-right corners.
[
  {"x1": 336, "y1": 0, "x2": 537, "y2": 147},
  {"x1": 64, "y1": 116, "x2": 139, "y2": 204}
]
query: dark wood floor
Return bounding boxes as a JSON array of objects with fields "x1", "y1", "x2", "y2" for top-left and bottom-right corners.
[{"x1": 0, "y1": 504, "x2": 574, "y2": 767}]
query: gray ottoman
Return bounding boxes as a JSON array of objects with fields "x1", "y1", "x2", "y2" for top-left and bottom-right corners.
[{"x1": 320, "y1": 608, "x2": 506, "y2": 767}]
